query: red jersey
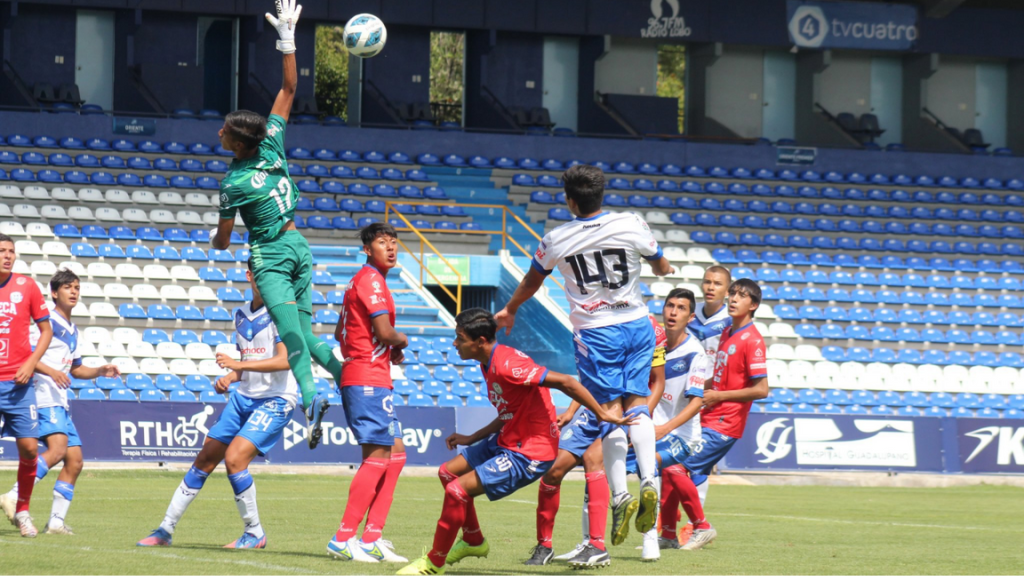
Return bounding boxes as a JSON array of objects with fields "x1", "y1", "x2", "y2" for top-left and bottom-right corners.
[
  {"x1": 701, "y1": 323, "x2": 768, "y2": 439},
  {"x1": 340, "y1": 265, "x2": 396, "y2": 388},
  {"x1": 0, "y1": 273, "x2": 49, "y2": 381},
  {"x1": 649, "y1": 313, "x2": 667, "y2": 368},
  {"x1": 483, "y1": 345, "x2": 559, "y2": 461}
]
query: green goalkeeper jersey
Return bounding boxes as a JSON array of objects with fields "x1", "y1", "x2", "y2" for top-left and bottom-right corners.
[{"x1": 219, "y1": 114, "x2": 300, "y2": 246}]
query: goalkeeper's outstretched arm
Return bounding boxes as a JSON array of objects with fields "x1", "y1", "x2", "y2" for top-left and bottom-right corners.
[{"x1": 266, "y1": 0, "x2": 301, "y2": 122}]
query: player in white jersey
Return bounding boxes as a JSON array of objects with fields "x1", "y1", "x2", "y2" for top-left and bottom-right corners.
[
  {"x1": 687, "y1": 266, "x2": 732, "y2": 357},
  {"x1": 496, "y1": 164, "x2": 676, "y2": 551},
  {"x1": 0, "y1": 269, "x2": 120, "y2": 534},
  {"x1": 138, "y1": 259, "x2": 298, "y2": 550}
]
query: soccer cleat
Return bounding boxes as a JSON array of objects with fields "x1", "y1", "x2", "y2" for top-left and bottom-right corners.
[
  {"x1": 641, "y1": 537, "x2": 661, "y2": 562},
  {"x1": 444, "y1": 537, "x2": 489, "y2": 565},
  {"x1": 658, "y1": 536, "x2": 681, "y2": 550},
  {"x1": 524, "y1": 544, "x2": 554, "y2": 566},
  {"x1": 375, "y1": 539, "x2": 409, "y2": 563},
  {"x1": 327, "y1": 536, "x2": 380, "y2": 562},
  {"x1": 678, "y1": 522, "x2": 694, "y2": 545},
  {"x1": 224, "y1": 532, "x2": 267, "y2": 549},
  {"x1": 554, "y1": 541, "x2": 589, "y2": 562},
  {"x1": 609, "y1": 494, "x2": 638, "y2": 546},
  {"x1": 45, "y1": 523, "x2": 75, "y2": 536},
  {"x1": 305, "y1": 394, "x2": 330, "y2": 449},
  {"x1": 635, "y1": 479, "x2": 659, "y2": 534},
  {"x1": 681, "y1": 526, "x2": 717, "y2": 551},
  {"x1": 567, "y1": 543, "x2": 611, "y2": 569},
  {"x1": 15, "y1": 512, "x2": 37, "y2": 538},
  {"x1": 137, "y1": 527, "x2": 172, "y2": 546},
  {"x1": 396, "y1": 554, "x2": 445, "y2": 575},
  {"x1": 0, "y1": 493, "x2": 16, "y2": 525}
]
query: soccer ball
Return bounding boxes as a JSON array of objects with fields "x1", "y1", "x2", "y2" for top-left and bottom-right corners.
[{"x1": 344, "y1": 14, "x2": 387, "y2": 58}]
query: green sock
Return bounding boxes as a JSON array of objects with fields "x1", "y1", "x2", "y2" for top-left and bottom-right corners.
[
  {"x1": 267, "y1": 302, "x2": 317, "y2": 408},
  {"x1": 300, "y1": 310, "x2": 343, "y2": 384}
]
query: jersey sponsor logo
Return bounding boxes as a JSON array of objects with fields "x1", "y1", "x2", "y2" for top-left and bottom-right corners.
[
  {"x1": 741, "y1": 332, "x2": 750, "y2": 340},
  {"x1": 370, "y1": 295, "x2": 379, "y2": 304},
  {"x1": 581, "y1": 299, "x2": 630, "y2": 314},
  {"x1": 240, "y1": 346, "x2": 268, "y2": 357},
  {"x1": 0, "y1": 302, "x2": 17, "y2": 315},
  {"x1": 0, "y1": 339, "x2": 8, "y2": 360},
  {"x1": 267, "y1": 124, "x2": 281, "y2": 137},
  {"x1": 534, "y1": 247, "x2": 546, "y2": 260},
  {"x1": 10, "y1": 292, "x2": 21, "y2": 304},
  {"x1": 581, "y1": 223, "x2": 601, "y2": 230},
  {"x1": 250, "y1": 171, "x2": 268, "y2": 189}
]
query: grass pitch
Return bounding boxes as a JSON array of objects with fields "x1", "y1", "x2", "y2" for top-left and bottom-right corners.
[{"x1": 0, "y1": 469, "x2": 1020, "y2": 574}]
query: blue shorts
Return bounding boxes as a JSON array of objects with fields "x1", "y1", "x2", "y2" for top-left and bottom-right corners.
[
  {"x1": 207, "y1": 392, "x2": 293, "y2": 456},
  {"x1": 341, "y1": 385, "x2": 402, "y2": 446},
  {"x1": 38, "y1": 406, "x2": 81, "y2": 448},
  {"x1": 680, "y1": 427, "x2": 737, "y2": 477},
  {"x1": 0, "y1": 380, "x2": 38, "y2": 439},
  {"x1": 464, "y1": 433, "x2": 554, "y2": 501},
  {"x1": 574, "y1": 315, "x2": 655, "y2": 404},
  {"x1": 558, "y1": 408, "x2": 616, "y2": 458},
  {"x1": 627, "y1": 433, "x2": 691, "y2": 475}
]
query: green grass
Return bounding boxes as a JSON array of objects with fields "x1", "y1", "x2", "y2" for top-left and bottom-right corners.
[{"x1": 0, "y1": 470, "x2": 1022, "y2": 574}]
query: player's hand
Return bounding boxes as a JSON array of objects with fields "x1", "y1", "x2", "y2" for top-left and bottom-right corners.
[
  {"x1": 494, "y1": 307, "x2": 516, "y2": 336},
  {"x1": 596, "y1": 408, "x2": 639, "y2": 427},
  {"x1": 556, "y1": 410, "x2": 575, "y2": 429},
  {"x1": 216, "y1": 353, "x2": 241, "y2": 372},
  {"x1": 654, "y1": 423, "x2": 672, "y2": 441},
  {"x1": 98, "y1": 364, "x2": 121, "y2": 378},
  {"x1": 702, "y1": 390, "x2": 723, "y2": 408},
  {"x1": 666, "y1": 264, "x2": 677, "y2": 276},
  {"x1": 446, "y1": 433, "x2": 474, "y2": 450},
  {"x1": 14, "y1": 362, "x2": 36, "y2": 385},
  {"x1": 390, "y1": 348, "x2": 405, "y2": 364},
  {"x1": 215, "y1": 376, "x2": 232, "y2": 393},
  {"x1": 266, "y1": 0, "x2": 302, "y2": 53},
  {"x1": 50, "y1": 369, "x2": 71, "y2": 389}
]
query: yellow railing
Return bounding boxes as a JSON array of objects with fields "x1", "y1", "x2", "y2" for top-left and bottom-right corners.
[{"x1": 384, "y1": 201, "x2": 563, "y2": 314}]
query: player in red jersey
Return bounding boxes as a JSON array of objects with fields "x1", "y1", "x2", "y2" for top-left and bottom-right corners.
[
  {"x1": 656, "y1": 278, "x2": 769, "y2": 551},
  {"x1": 0, "y1": 234, "x2": 55, "y2": 537},
  {"x1": 397, "y1": 308, "x2": 634, "y2": 575},
  {"x1": 327, "y1": 223, "x2": 409, "y2": 564}
]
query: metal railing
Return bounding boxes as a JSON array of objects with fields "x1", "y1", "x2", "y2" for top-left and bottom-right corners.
[{"x1": 384, "y1": 201, "x2": 563, "y2": 314}]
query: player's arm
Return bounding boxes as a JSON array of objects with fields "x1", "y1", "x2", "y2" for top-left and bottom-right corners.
[
  {"x1": 655, "y1": 396, "x2": 702, "y2": 441},
  {"x1": 542, "y1": 371, "x2": 635, "y2": 426},
  {"x1": 69, "y1": 362, "x2": 120, "y2": 383},
  {"x1": 649, "y1": 255, "x2": 675, "y2": 276},
  {"x1": 371, "y1": 314, "x2": 408, "y2": 349},
  {"x1": 218, "y1": 341, "x2": 289, "y2": 374},
  {"x1": 646, "y1": 363, "x2": 665, "y2": 415},
  {"x1": 16, "y1": 319, "x2": 52, "y2": 385},
  {"x1": 557, "y1": 400, "x2": 581, "y2": 428},
  {"x1": 446, "y1": 417, "x2": 504, "y2": 450},
  {"x1": 266, "y1": 0, "x2": 300, "y2": 122},
  {"x1": 495, "y1": 267, "x2": 545, "y2": 336},
  {"x1": 703, "y1": 376, "x2": 769, "y2": 407},
  {"x1": 211, "y1": 217, "x2": 235, "y2": 251}
]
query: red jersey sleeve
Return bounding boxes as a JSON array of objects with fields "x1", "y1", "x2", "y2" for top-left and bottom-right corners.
[
  {"x1": 27, "y1": 281, "x2": 48, "y2": 322},
  {"x1": 746, "y1": 334, "x2": 768, "y2": 380},
  {"x1": 493, "y1": 348, "x2": 548, "y2": 388},
  {"x1": 355, "y1": 273, "x2": 390, "y2": 319}
]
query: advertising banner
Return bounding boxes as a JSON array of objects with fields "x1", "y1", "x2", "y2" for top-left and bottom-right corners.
[
  {"x1": 956, "y1": 418, "x2": 1024, "y2": 474},
  {"x1": 726, "y1": 413, "x2": 945, "y2": 472},
  {"x1": 777, "y1": 146, "x2": 817, "y2": 166},
  {"x1": 112, "y1": 117, "x2": 157, "y2": 136},
  {"x1": 787, "y1": 1, "x2": 918, "y2": 51}
]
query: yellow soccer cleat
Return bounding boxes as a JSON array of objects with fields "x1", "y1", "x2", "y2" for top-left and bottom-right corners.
[
  {"x1": 396, "y1": 554, "x2": 445, "y2": 575},
  {"x1": 445, "y1": 537, "x2": 489, "y2": 565}
]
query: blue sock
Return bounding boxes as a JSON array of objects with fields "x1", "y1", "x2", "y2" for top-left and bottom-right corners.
[
  {"x1": 228, "y1": 470, "x2": 254, "y2": 495},
  {"x1": 54, "y1": 480, "x2": 74, "y2": 501},
  {"x1": 36, "y1": 456, "x2": 50, "y2": 481},
  {"x1": 624, "y1": 405, "x2": 651, "y2": 418},
  {"x1": 183, "y1": 466, "x2": 210, "y2": 490}
]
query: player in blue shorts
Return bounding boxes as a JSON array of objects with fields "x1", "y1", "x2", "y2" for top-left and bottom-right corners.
[
  {"x1": 497, "y1": 165, "x2": 676, "y2": 546},
  {"x1": 0, "y1": 269, "x2": 119, "y2": 535},
  {"x1": 137, "y1": 259, "x2": 299, "y2": 549}
]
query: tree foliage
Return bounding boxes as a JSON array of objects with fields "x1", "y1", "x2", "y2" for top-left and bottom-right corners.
[
  {"x1": 315, "y1": 25, "x2": 349, "y2": 120},
  {"x1": 656, "y1": 44, "x2": 686, "y2": 134},
  {"x1": 430, "y1": 31, "x2": 464, "y2": 125}
]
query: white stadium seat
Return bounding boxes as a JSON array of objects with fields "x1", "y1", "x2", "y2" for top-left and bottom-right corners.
[
  {"x1": 112, "y1": 357, "x2": 141, "y2": 374},
  {"x1": 25, "y1": 222, "x2": 53, "y2": 237},
  {"x1": 215, "y1": 344, "x2": 239, "y2": 358},
  {"x1": 0, "y1": 185, "x2": 23, "y2": 199},
  {"x1": 42, "y1": 241, "x2": 71, "y2": 258},
  {"x1": 15, "y1": 240, "x2": 42, "y2": 255},
  {"x1": 83, "y1": 327, "x2": 112, "y2": 344},
  {"x1": 0, "y1": 203, "x2": 12, "y2": 218},
  {"x1": 662, "y1": 246, "x2": 687, "y2": 263},
  {"x1": 757, "y1": 304, "x2": 777, "y2": 320},
  {"x1": 160, "y1": 285, "x2": 189, "y2": 301},
  {"x1": 176, "y1": 210, "x2": 204, "y2": 226},
  {"x1": 67, "y1": 206, "x2": 94, "y2": 220},
  {"x1": 645, "y1": 210, "x2": 670, "y2": 225},
  {"x1": 115, "y1": 263, "x2": 145, "y2": 279},
  {"x1": 130, "y1": 191, "x2": 159, "y2": 205},
  {"x1": 96, "y1": 208, "x2": 122, "y2": 222},
  {"x1": 158, "y1": 192, "x2": 186, "y2": 206},
  {"x1": 203, "y1": 212, "x2": 222, "y2": 226},
  {"x1": 23, "y1": 185, "x2": 50, "y2": 200},
  {"x1": 0, "y1": 222, "x2": 25, "y2": 236},
  {"x1": 112, "y1": 327, "x2": 141, "y2": 344},
  {"x1": 30, "y1": 260, "x2": 57, "y2": 278},
  {"x1": 199, "y1": 359, "x2": 228, "y2": 377},
  {"x1": 169, "y1": 359, "x2": 199, "y2": 376},
  {"x1": 170, "y1": 265, "x2": 199, "y2": 281},
  {"x1": 150, "y1": 210, "x2": 177, "y2": 224},
  {"x1": 59, "y1": 261, "x2": 87, "y2": 277},
  {"x1": 768, "y1": 322, "x2": 796, "y2": 339},
  {"x1": 794, "y1": 345, "x2": 823, "y2": 361},
  {"x1": 51, "y1": 187, "x2": 78, "y2": 202},
  {"x1": 14, "y1": 204, "x2": 41, "y2": 218},
  {"x1": 678, "y1": 264, "x2": 705, "y2": 280},
  {"x1": 89, "y1": 302, "x2": 120, "y2": 318},
  {"x1": 77, "y1": 340, "x2": 98, "y2": 356},
  {"x1": 104, "y1": 189, "x2": 131, "y2": 203},
  {"x1": 131, "y1": 283, "x2": 161, "y2": 300},
  {"x1": 651, "y1": 229, "x2": 665, "y2": 243},
  {"x1": 98, "y1": 342, "x2": 128, "y2": 357},
  {"x1": 78, "y1": 188, "x2": 105, "y2": 202},
  {"x1": 102, "y1": 283, "x2": 132, "y2": 299},
  {"x1": 391, "y1": 365, "x2": 405, "y2": 380},
  {"x1": 71, "y1": 302, "x2": 90, "y2": 318},
  {"x1": 665, "y1": 229, "x2": 690, "y2": 243},
  {"x1": 127, "y1": 342, "x2": 157, "y2": 358},
  {"x1": 649, "y1": 281, "x2": 673, "y2": 298},
  {"x1": 687, "y1": 247, "x2": 714, "y2": 264},
  {"x1": 156, "y1": 342, "x2": 187, "y2": 359},
  {"x1": 185, "y1": 193, "x2": 212, "y2": 207},
  {"x1": 12, "y1": 260, "x2": 29, "y2": 274},
  {"x1": 122, "y1": 208, "x2": 150, "y2": 223},
  {"x1": 81, "y1": 357, "x2": 108, "y2": 369},
  {"x1": 139, "y1": 358, "x2": 170, "y2": 375},
  {"x1": 79, "y1": 281, "x2": 103, "y2": 298},
  {"x1": 185, "y1": 343, "x2": 215, "y2": 360},
  {"x1": 142, "y1": 264, "x2": 171, "y2": 281},
  {"x1": 188, "y1": 286, "x2": 218, "y2": 302}
]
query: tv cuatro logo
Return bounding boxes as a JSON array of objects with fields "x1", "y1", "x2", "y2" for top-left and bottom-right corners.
[
  {"x1": 643, "y1": 0, "x2": 691, "y2": 38},
  {"x1": 789, "y1": 6, "x2": 829, "y2": 48}
]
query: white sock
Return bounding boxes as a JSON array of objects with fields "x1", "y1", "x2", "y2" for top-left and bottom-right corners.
[
  {"x1": 159, "y1": 480, "x2": 201, "y2": 534},
  {"x1": 234, "y1": 483, "x2": 265, "y2": 539},
  {"x1": 580, "y1": 489, "x2": 589, "y2": 543},
  {"x1": 628, "y1": 412, "x2": 657, "y2": 482},
  {"x1": 49, "y1": 481, "x2": 75, "y2": 529},
  {"x1": 696, "y1": 479, "x2": 709, "y2": 507},
  {"x1": 603, "y1": 427, "x2": 629, "y2": 504},
  {"x1": 7, "y1": 476, "x2": 39, "y2": 500}
]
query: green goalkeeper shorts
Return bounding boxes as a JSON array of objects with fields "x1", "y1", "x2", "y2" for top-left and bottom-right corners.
[{"x1": 249, "y1": 230, "x2": 313, "y2": 314}]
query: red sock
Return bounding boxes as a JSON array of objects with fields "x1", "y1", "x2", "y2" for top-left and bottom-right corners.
[
  {"x1": 666, "y1": 465, "x2": 709, "y2": 529},
  {"x1": 438, "y1": 462, "x2": 458, "y2": 487},
  {"x1": 585, "y1": 471, "x2": 609, "y2": 551},
  {"x1": 362, "y1": 452, "x2": 406, "y2": 544},
  {"x1": 461, "y1": 498, "x2": 485, "y2": 546},
  {"x1": 335, "y1": 457, "x2": 389, "y2": 542},
  {"x1": 428, "y1": 481, "x2": 470, "y2": 568},
  {"x1": 16, "y1": 458, "x2": 34, "y2": 514},
  {"x1": 536, "y1": 480, "x2": 559, "y2": 548},
  {"x1": 660, "y1": 466, "x2": 684, "y2": 539}
]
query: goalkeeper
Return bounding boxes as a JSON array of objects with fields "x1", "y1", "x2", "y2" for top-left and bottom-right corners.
[{"x1": 211, "y1": 0, "x2": 339, "y2": 449}]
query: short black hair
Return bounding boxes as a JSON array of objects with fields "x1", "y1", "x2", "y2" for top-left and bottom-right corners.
[
  {"x1": 455, "y1": 307, "x2": 497, "y2": 343},
  {"x1": 562, "y1": 164, "x2": 605, "y2": 214},
  {"x1": 49, "y1": 268, "x2": 80, "y2": 293},
  {"x1": 360, "y1": 222, "x2": 398, "y2": 246},
  {"x1": 224, "y1": 110, "x2": 267, "y2": 151},
  {"x1": 665, "y1": 288, "x2": 696, "y2": 316},
  {"x1": 0, "y1": 233, "x2": 12, "y2": 245},
  {"x1": 705, "y1": 265, "x2": 732, "y2": 283},
  {"x1": 729, "y1": 278, "x2": 762, "y2": 312}
]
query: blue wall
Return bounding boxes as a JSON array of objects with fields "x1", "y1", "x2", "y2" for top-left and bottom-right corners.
[
  {"x1": 0, "y1": 3, "x2": 77, "y2": 107},
  {"x1": 362, "y1": 25, "x2": 431, "y2": 125}
]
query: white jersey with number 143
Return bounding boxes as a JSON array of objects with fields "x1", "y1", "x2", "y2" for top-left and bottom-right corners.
[{"x1": 531, "y1": 211, "x2": 663, "y2": 330}]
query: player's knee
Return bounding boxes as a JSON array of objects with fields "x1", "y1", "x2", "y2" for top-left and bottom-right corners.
[
  {"x1": 224, "y1": 451, "x2": 251, "y2": 474},
  {"x1": 444, "y1": 479, "x2": 470, "y2": 503},
  {"x1": 65, "y1": 455, "x2": 84, "y2": 477},
  {"x1": 438, "y1": 463, "x2": 457, "y2": 487},
  {"x1": 18, "y1": 443, "x2": 37, "y2": 460}
]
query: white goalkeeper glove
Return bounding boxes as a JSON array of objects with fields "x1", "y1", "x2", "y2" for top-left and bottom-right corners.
[{"x1": 266, "y1": 0, "x2": 302, "y2": 54}]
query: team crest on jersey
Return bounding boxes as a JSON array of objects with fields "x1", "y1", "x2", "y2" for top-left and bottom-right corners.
[
  {"x1": 492, "y1": 382, "x2": 503, "y2": 395},
  {"x1": 220, "y1": 193, "x2": 229, "y2": 205},
  {"x1": 728, "y1": 344, "x2": 737, "y2": 355},
  {"x1": 10, "y1": 292, "x2": 21, "y2": 304},
  {"x1": 372, "y1": 281, "x2": 382, "y2": 293},
  {"x1": 15, "y1": 277, "x2": 25, "y2": 285},
  {"x1": 512, "y1": 367, "x2": 524, "y2": 379}
]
